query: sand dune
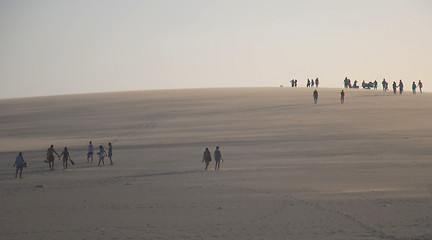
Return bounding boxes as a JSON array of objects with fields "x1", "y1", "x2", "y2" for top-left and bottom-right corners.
[{"x1": 1, "y1": 87, "x2": 432, "y2": 239}]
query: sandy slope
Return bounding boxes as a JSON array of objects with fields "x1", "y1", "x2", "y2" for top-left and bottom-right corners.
[{"x1": 1, "y1": 87, "x2": 432, "y2": 240}]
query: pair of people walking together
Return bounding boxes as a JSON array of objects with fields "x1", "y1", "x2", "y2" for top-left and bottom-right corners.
[{"x1": 202, "y1": 146, "x2": 224, "y2": 170}]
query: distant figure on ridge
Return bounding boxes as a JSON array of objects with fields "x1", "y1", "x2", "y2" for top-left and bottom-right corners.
[
  {"x1": 307, "y1": 79, "x2": 311, "y2": 87},
  {"x1": 398, "y1": 80, "x2": 404, "y2": 95},
  {"x1": 202, "y1": 148, "x2": 212, "y2": 170},
  {"x1": 97, "y1": 145, "x2": 107, "y2": 166},
  {"x1": 373, "y1": 80, "x2": 378, "y2": 89},
  {"x1": 315, "y1": 78, "x2": 319, "y2": 88},
  {"x1": 382, "y1": 78, "x2": 388, "y2": 91},
  {"x1": 392, "y1": 82, "x2": 397, "y2": 94},
  {"x1": 340, "y1": 90, "x2": 345, "y2": 103},
  {"x1": 87, "y1": 141, "x2": 94, "y2": 163},
  {"x1": 295, "y1": 79, "x2": 298, "y2": 87},
  {"x1": 46, "y1": 145, "x2": 59, "y2": 171},
  {"x1": 14, "y1": 152, "x2": 26, "y2": 179},
  {"x1": 59, "y1": 147, "x2": 73, "y2": 170},
  {"x1": 311, "y1": 79, "x2": 315, "y2": 87},
  {"x1": 108, "y1": 142, "x2": 113, "y2": 165},
  {"x1": 412, "y1": 81, "x2": 417, "y2": 94},
  {"x1": 313, "y1": 90, "x2": 318, "y2": 104},
  {"x1": 418, "y1": 80, "x2": 423, "y2": 93},
  {"x1": 214, "y1": 146, "x2": 224, "y2": 170}
]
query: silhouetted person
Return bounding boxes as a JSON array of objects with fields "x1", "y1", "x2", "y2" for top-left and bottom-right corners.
[
  {"x1": 418, "y1": 80, "x2": 423, "y2": 93},
  {"x1": 307, "y1": 79, "x2": 311, "y2": 87},
  {"x1": 202, "y1": 148, "x2": 211, "y2": 170},
  {"x1": 311, "y1": 79, "x2": 314, "y2": 87},
  {"x1": 412, "y1": 81, "x2": 417, "y2": 94},
  {"x1": 295, "y1": 79, "x2": 298, "y2": 87},
  {"x1": 46, "y1": 145, "x2": 59, "y2": 170},
  {"x1": 108, "y1": 143, "x2": 113, "y2": 165},
  {"x1": 340, "y1": 90, "x2": 345, "y2": 103},
  {"x1": 373, "y1": 80, "x2": 378, "y2": 89},
  {"x1": 399, "y1": 80, "x2": 404, "y2": 94},
  {"x1": 315, "y1": 78, "x2": 319, "y2": 87},
  {"x1": 392, "y1": 82, "x2": 397, "y2": 94},
  {"x1": 382, "y1": 79, "x2": 388, "y2": 91},
  {"x1": 214, "y1": 146, "x2": 224, "y2": 170},
  {"x1": 353, "y1": 80, "x2": 358, "y2": 88},
  {"x1": 313, "y1": 90, "x2": 318, "y2": 103}
]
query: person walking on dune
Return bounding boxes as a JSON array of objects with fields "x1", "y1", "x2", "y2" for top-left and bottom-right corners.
[
  {"x1": 14, "y1": 152, "x2": 27, "y2": 178},
  {"x1": 398, "y1": 80, "x2": 404, "y2": 95},
  {"x1": 59, "y1": 147, "x2": 73, "y2": 170},
  {"x1": 214, "y1": 146, "x2": 224, "y2": 170},
  {"x1": 202, "y1": 148, "x2": 212, "y2": 170},
  {"x1": 340, "y1": 90, "x2": 345, "y2": 103},
  {"x1": 97, "y1": 145, "x2": 107, "y2": 166},
  {"x1": 418, "y1": 80, "x2": 423, "y2": 93},
  {"x1": 392, "y1": 82, "x2": 397, "y2": 94},
  {"x1": 313, "y1": 90, "x2": 318, "y2": 104},
  {"x1": 412, "y1": 81, "x2": 417, "y2": 94},
  {"x1": 87, "y1": 141, "x2": 94, "y2": 163},
  {"x1": 108, "y1": 143, "x2": 113, "y2": 165},
  {"x1": 46, "y1": 145, "x2": 59, "y2": 170}
]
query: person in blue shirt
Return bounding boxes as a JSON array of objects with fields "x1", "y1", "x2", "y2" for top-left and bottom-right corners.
[{"x1": 14, "y1": 152, "x2": 26, "y2": 178}]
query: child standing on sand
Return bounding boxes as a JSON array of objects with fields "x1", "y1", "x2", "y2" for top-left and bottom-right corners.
[
  {"x1": 59, "y1": 147, "x2": 73, "y2": 170},
  {"x1": 97, "y1": 145, "x2": 107, "y2": 166},
  {"x1": 14, "y1": 152, "x2": 26, "y2": 178}
]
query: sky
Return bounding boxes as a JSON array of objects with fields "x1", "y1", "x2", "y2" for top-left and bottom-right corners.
[{"x1": 0, "y1": 0, "x2": 431, "y2": 99}]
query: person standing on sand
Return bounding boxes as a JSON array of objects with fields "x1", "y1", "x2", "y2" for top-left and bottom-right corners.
[
  {"x1": 315, "y1": 78, "x2": 319, "y2": 88},
  {"x1": 307, "y1": 79, "x2": 311, "y2": 87},
  {"x1": 59, "y1": 147, "x2": 72, "y2": 170},
  {"x1": 340, "y1": 90, "x2": 345, "y2": 103},
  {"x1": 97, "y1": 145, "x2": 107, "y2": 166},
  {"x1": 87, "y1": 141, "x2": 93, "y2": 163},
  {"x1": 418, "y1": 80, "x2": 423, "y2": 93},
  {"x1": 412, "y1": 81, "x2": 417, "y2": 94},
  {"x1": 382, "y1": 79, "x2": 388, "y2": 91},
  {"x1": 214, "y1": 146, "x2": 224, "y2": 170},
  {"x1": 46, "y1": 145, "x2": 59, "y2": 170},
  {"x1": 14, "y1": 152, "x2": 26, "y2": 178},
  {"x1": 392, "y1": 82, "x2": 397, "y2": 94},
  {"x1": 398, "y1": 80, "x2": 404, "y2": 95},
  {"x1": 202, "y1": 148, "x2": 211, "y2": 170},
  {"x1": 313, "y1": 90, "x2": 318, "y2": 104},
  {"x1": 108, "y1": 143, "x2": 113, "y2": 165}
]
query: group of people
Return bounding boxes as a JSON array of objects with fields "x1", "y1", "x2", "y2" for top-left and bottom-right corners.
[
  {"x1": 86, "y1": 141, "x2": 113, "y2": 166},
  {"x1": 383, "y1": 79, "x2": 422, "y2": 95},
  {"x1": 344, "y1": 77, "x2": 424, "y2": 95},
  {"x1": 13, "y1": 141, "x2": 114, "y2": 178},
  {"x1": 202, "y1": 146, "x2": 224, "y2": 170},
  {"x1": 307, "y1": 78, "x2": 319, "y2": 88}
]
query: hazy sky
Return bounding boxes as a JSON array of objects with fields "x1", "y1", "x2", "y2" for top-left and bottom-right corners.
[{"x1": 1, "y1": 0, "x2": 431, "y2": 99}]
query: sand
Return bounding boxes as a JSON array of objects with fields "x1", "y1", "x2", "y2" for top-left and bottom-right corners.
[{"x1": 1, "y1": 87, "x2": 432, "y2": 240}]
